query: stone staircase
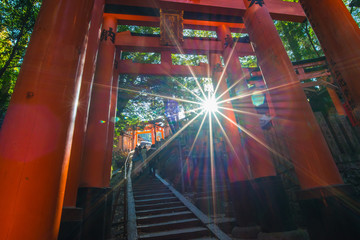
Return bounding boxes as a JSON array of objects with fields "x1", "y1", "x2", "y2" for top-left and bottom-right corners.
[{"x1": 131, "y1": 174, "x2": 230, "y2": 240}]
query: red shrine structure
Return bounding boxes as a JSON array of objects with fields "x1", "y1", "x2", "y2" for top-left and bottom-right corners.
[{"x1": 0, "y1": 0, "x2": 360, "y2": 240}]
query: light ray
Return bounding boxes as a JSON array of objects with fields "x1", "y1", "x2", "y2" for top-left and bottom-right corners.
[
  {"x1": 213, "y1": 38, "x2": 244, "y2": 98},
  {"x1": 186, "y1": 111, "x2": 208, "y2": 162},
  {"x1": 116, "y1": 86, "x2": 202, "y2": 105},
  {"x1": 217, "y1": 111, "x2": 359, "y2": 204},
  {"x1": 184, "y1": 106, "x2": 204, "y2": 115},
  {"x1": 209, "y1": 111, "x2": 217, "y2": 217},
  {"x1": 216, "y1": 110, "x2": 284, "y2": 159},
  {"x1": 212, "y1": 113, "x2": 250, "y2": 177},
  {"x1": 174, "y1": 79, "x2": 204, "y2": 103},
  {"x1": 163, "y1": 23, "x2": 207, "y2": 99},
  {"x1": 215, "y1": 77, "x2": 243, "y2": 102},
  {"x1": 132, "y1": 110, "x2": 205, "y2": 175},
  {"x1": 217, "y1": 81, "x2": 299, "y2": 105},
  {"x1": 217, "y1": 106, "x2": 264, "y2": 118},
  {"x1": 184, "y1": 111, "x2": 208, "y2": 189}
]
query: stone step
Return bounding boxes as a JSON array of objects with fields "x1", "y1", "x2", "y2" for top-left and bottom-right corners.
[
  {"x1": 133, "y1": 187, "x2": 170, "y2": 195},
  {"x1": 189, "y1": 237, "x2": 218, "y2": 240},
  {"x1": 135, "y1": 201, "x2": 183, "y2": 211},
  {"x1": 136, "y1": 205, "x2": 187, "y2": 216},
  {"x1": 137, "y1": 218, "x2": 201, "y2": 233},
  {"x1": 133, "y1": 184, "x2": 167, "y2": 190},
  {"x1": 139, "y1": 226, "x2": 211, "y2": 240},
  {"x1": 133, "y1": 181, "x2": 164, "y2": 188},
  {"x1": 135, "y1": 196, "x2": 178, "y2": 205},
  {"x1": 137, "y1": 211, "x2": 194, "y2": 225},
  {"x1": 134, "y1": 192, "x2": 174, "y2": 200}
]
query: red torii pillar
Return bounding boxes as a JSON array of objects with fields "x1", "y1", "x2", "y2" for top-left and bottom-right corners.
[
  {"x1": 102, "y1": 49, "x2": 120, "y2": 238},
  {"x1": 104, "y1": 49, "x2": 121, "y2": 187},
  {"x1": 216, "y1": 25, "x2": 277, "y2": 180},
  {"x1": 63, "y1": 0, "x2": 105, "y2": 208},
  {"x1": 0, "y1": 0, "x2": 94, "y2": 239},
  {"x1": 209, "y1": 53, "x2": 256, "y2": 230},
  {"x1": 327, "y1": 87, "x2": 346, "y2": 116},
  {"x1": 77, "y1": 15, "x2": 117, "y2": 240},
  {"x1": 242, "y1": 1, "x2": 359, "y2": 239},
  {"x1": 59, "y1": 0, "x2": 105, "y2": 239},
  {"x1": 80, "y1": 16, "x2": 117, "y2": 189},
  {"x1": 299, "y1": 0, "x2": 360, "y2": 125},
  {"x1": 208, "y1": 55, "x2": 250, "y2": 180},
  {"x1": 216, "y1": 25, "x2": 295, "y2": 233}
]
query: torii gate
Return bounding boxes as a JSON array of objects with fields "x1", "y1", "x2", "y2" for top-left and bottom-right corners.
[{"x1": 0, "y1": 1, "x2": 359, "y2": 240}]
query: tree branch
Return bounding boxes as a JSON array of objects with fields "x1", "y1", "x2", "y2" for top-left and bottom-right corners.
[
  {"x1": 303, "y1": 21, "x2": 321, "y2": 58},
  {"x1": 0, "y1": 2, "x2": 34, "y2": 79}
]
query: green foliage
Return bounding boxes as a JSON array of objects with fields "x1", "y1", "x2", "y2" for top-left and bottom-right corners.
[
  {"x1": 274, "y1": 20, "x2": 322, "y2": 61},
  {"x1": 118, "y1": 25, "x2": 160, "y2": 35},
  {"x1": 183, "y1": 29, "x2": 217, "y2": 38},
  {"x1": 0, "y1": 0, "x2": 41, "y2": 118},
  {"x1": 122, "y1": 52, "x2": 161, "y2": 64},
  {"x1": 239, "y1": 56, "x2": 258, "y2": 68},
  {"x1": 171, "y1": 54, "x2": 208, "y2": 66},
  {"x1": 345, "y1": 0, "x2": 360, "y2": 25},
  {"x1": 112, "y1": 149, "x2": 128, "y2": 170},
  {"x1": 274, "y1": 0, "x2": 360, "y2": 62}
]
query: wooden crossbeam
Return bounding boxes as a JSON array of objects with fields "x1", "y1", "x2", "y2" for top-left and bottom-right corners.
[
  {"x1": 248, "y1": 59, "x2": 331, "y2": 87},
  {"x1": 105, "y1": 13, "x2": 246, "y2": 32},
  {"x1": 105, "y1": 0, "x2": 306, "y2": 22},
  {"x1": 118, "y1": 58, "x2": 332, "y2": 90},
  {"x1": 116, "y1": 31, "x2": 254, "y2": 56},
  {"x1": 118, "y1": 60, "x2": 209, "y2": 76}
]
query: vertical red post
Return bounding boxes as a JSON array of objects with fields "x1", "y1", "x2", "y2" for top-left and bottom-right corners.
[
  {"x1": 216, "y1": 25, "x2": 276, "y2": 179},
  {"x1": 299, "y1": 0, "x2": 360, "y2": 124},
  {"x1": 80, "y1": 15, "x2": 117, "y2": 188},
  {"x1": 0, "y1": 0, "x2": 94, "y2": 239},
  {"x1": 216, "y1": 24, "x2": 296, "y2": 233},
  {"x1": 242, "y1": 2, "x2": 360, "y2": 239},
  {"x1": 209, "y1": 53, "x2": 258, "y2": 230},
  {"x1": 327, "y1": 87, "x2": 346, "y2": 116},
  {"x1": 134, "y1": 131, "x2": 138, "y2": 147},
  {"x1": 242, "y1": 0, "x2": 343, "y2": 190},
  {"x1": 152, "y1": 124, "x2": 157, "y2": 144},
  {"x1": 75, "y1": 14, "x2": 117, "y2": 240},
  {"x1": 64, "y1": 0, "x2": 105, "y2": 208},
  {"x1": 103, "y1": 49, "x2": 120, "y2": 187},
  {"x1": 209, "y1": 53, "x2": 249, "y2": 182}
]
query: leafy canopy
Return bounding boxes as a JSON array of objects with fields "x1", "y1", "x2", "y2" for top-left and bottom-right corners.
[{"x1": 0, "y1": 0, "x2": 41, "y2": 119}]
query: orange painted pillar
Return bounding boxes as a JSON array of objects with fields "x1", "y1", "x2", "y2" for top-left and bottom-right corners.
[
  {"x1": 103, "y1": 50, "x2": 120, "y2": 186},
  {"x1": 216, "y1": 25, "x2": 276, "y2": 179},
  {"x1": 209, "y1": 53, "x2": 249, "y2": 182},
  {"x1": 243, "y1": 0, "x2": 343, "y2": 189},
  {"x1": 134, "y1": 130, "x2": 138, "y2": 147},
  {"x1": 0, "y1": 0, "x2": 94, "y2": 239},
  {"x1": 299, "y1": 0, "x2": 360, "y2": 124},
  {"x1": 210, "y1": 53, "x2": 259, "y2": 228},
  {"x1": 80, "y1": 15, "x2": 117, "y2": 188},
  {"x1": 327, "y1": 87, "x2": 346, "y2": 116},
  {"x1": 152, "y1": 124, "x2": 156, "y2": 144},
  {"x1": 63, "y1": 0, "x2": 105, "y2": 208},
  {"x1": 242, "y1": 2, "x2": 360, "y2": 238},
  {"x1": 216, "y1": 24, "x2": 295, "y2": 232}
]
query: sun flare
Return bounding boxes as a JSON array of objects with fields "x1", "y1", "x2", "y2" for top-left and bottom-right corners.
[{"x1": 202, "y1": 96, "x2": 219, "y2": 113}]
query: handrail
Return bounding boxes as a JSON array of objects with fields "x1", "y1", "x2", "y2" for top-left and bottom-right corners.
[
  {"x1": 155, "y1": 174, "x2": 232, "y2": 240},
  {"x1": 124, "y1": 150, "x2": 134, "y2": 180},
  {"x1": 126, "y1": 162, "x2": 138, "y2": 240}
]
